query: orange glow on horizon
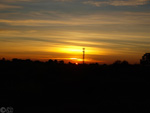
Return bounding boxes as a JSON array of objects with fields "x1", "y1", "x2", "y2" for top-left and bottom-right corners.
[
  {"x1": 46, "y1": 46, "x2": 107, "y2": 55},
  {"x1": 70, "y1": 58, "x2": 77, "y2": 60},
  {"x1": 39, "y1": 57, "x2": 94, "y2": 63}
]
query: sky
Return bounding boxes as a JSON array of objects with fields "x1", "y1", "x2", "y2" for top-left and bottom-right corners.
[{"x1": 0, "y1": 0, "x2": 150, "y2": 64}]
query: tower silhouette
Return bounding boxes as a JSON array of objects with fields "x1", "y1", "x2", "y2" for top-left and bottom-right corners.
[{"x1": 83, "y1": 48, "x2": 85, "y2": 64}]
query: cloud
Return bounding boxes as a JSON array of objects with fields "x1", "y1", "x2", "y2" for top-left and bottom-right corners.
[
  {"x1": 0, "y1": 0, "x2": 36, "y2": 2},
  {"x1": 0, "y1": 19, "x2": 129, "y2": 26},
  {"x1": 83, "y1": 0, "x2": 149, "y2": 6},
  {"x1": 83, "y1": 1, "x2": 108, "y2": 7},
  {"x1": 54, "y1": 0, "x2": 73, "y2": 2},
  {"x1": 0, "y1": 11, "x2": 150, "y2": 26},
  {"x1": 0, "y1": 0, "x2": 73, "y2": 3},
  {"x1": 0, "y1": 3, "x2": 22, "y2": 9}
]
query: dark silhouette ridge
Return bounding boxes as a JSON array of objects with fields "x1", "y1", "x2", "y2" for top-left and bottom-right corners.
[{"x1": 0, "y1": 58, "x2": 150, "y2": 113}]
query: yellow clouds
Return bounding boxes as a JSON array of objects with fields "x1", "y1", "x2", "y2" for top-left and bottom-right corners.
[
  {"x1": 0, "y1": 19, "x2": 116, "y2": 26},
  {"x1": 44, "y1": 45, "x2": 106, "y2": 63},
  {"x1": 47, "y1": 45, "x2": 105, "y2": 55},
  {"x1": 0, "y1": 28, "x2": 149, "y2": 64},
  {"x1": 0, "y1": 11, "x2": 150, "y2": 27},
  {"x1": 0, "y1": 19, "x2": 70, "y2": 26}
]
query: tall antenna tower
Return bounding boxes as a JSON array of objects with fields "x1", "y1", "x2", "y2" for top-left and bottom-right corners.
[{"x1": 83, "y1": 48, "x2": 85, "y2": 64}]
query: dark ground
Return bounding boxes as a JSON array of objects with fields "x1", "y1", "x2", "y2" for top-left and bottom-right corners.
[{"x1": 0, "y1": 59, "x2": 150, "y2": 113}]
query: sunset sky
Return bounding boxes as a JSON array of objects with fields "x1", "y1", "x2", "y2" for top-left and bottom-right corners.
[{"x1": 0, "y1": 0, "x2": 150, "y2": 64}]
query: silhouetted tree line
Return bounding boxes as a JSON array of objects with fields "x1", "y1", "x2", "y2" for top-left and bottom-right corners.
[{"x1": 0, "y1": 58, "x2": 150, "y2": 113}]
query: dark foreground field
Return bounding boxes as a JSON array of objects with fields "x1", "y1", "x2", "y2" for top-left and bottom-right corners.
[{"x1": 1, "y1": 59, "x2": 150, "y2": 113}]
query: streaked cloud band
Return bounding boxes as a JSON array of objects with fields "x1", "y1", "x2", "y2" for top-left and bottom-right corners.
[{"x1": 83, "y1": 0, "x2": 149, "y2": 6}]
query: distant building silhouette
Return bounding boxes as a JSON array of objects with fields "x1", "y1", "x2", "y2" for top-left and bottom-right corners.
[{"x1": 140, "y1": 53, "x2": 150, "y2": 65}]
